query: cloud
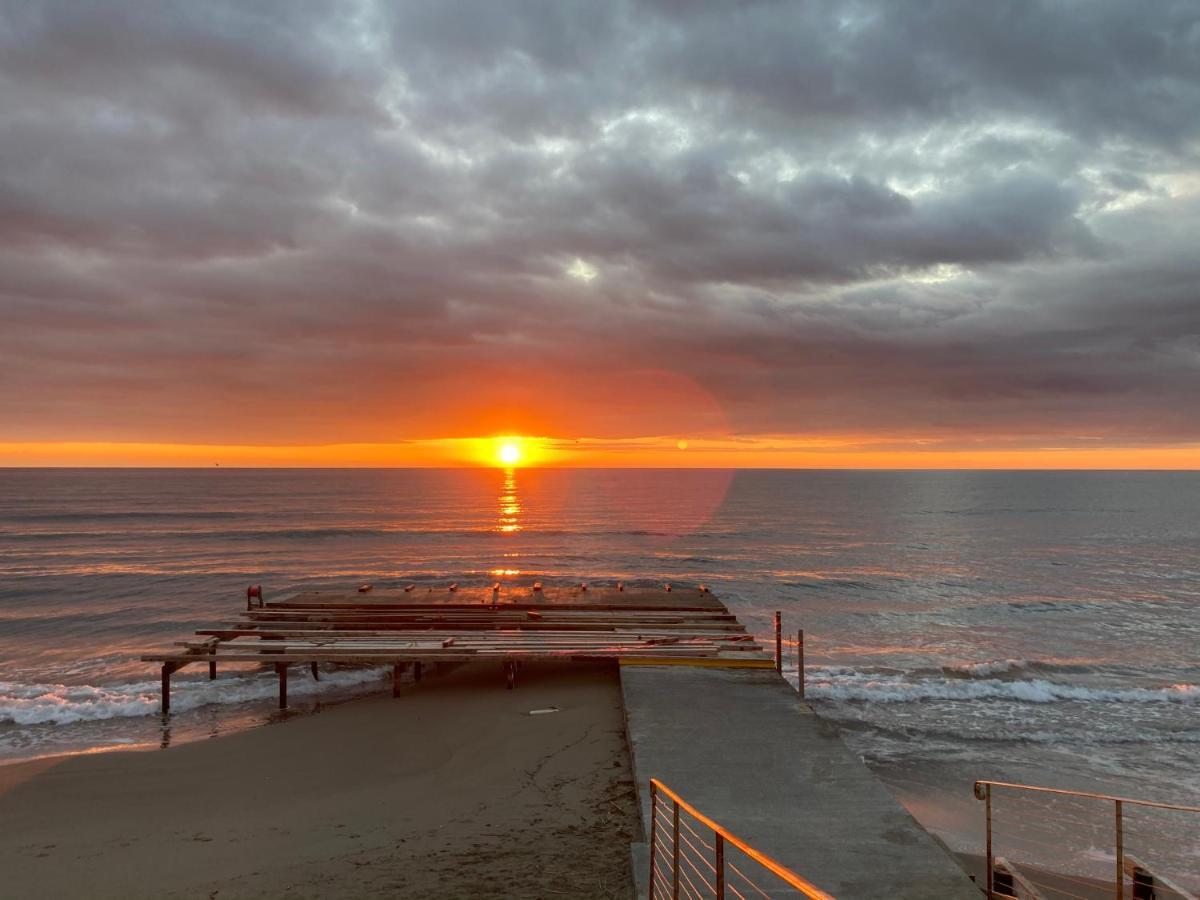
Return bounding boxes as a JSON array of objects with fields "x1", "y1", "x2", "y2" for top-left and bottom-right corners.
[{"x1": 0, "y1": 0, "x2": 1198, "y2": 449}]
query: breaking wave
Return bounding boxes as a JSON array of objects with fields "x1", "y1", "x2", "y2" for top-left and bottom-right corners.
[
  {"x1": 0, "y1": 668, "x2": 389, "y2": 726},
  {"x1": 803, "y1": 666, "x2": 1199, "y2": 704}
]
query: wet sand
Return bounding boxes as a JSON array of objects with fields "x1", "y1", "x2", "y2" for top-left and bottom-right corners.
[{"x1": 0, "y1": 661, "x2": 639, "y2": 899}]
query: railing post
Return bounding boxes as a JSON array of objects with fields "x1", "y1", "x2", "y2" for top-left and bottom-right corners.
[
  {"x1": 714, "y1": 832, "x2": 725, "y2": 900},
  {"x1": 672, "y1": 799, "x2": 680, "y2": 900},
  {"x1": 797, "y1": 629, "x2": 805, "y2": 699},
  {"x1": 985, "y1": 783, "x2": 994, "y2": 900},
  {"x1": 774, "y1": 611, "x2": 782, "y2": 674},
  {"x1": 648, "y1": 781, "x2": 658, "y2": 900},
  {"x1": 1114, "y1": 799, "x2": 1124, "y2": 900}
]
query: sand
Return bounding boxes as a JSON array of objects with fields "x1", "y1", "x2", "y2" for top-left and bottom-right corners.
[{"x1": 0, "y1": 661, "x2": 639, "y2": 899}]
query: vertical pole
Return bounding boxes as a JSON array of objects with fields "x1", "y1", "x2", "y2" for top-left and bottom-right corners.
[
  {"x1": 208, "y1": 660, "x2": 216, "y2": 680},
  {"x1": 672, "y1": 799, "x2": 680, "y2": 900},
  {"x1": 774, "y1": 611, "x2": 782, "y2": 674},
  {"x1": 797, "y1": 629, "x2": 805, "y2": 699},
  {"x1": 648, "y1": 782, "x2": 658, "y2": 900},
  {"x1": 984, "y1": 783, "x2": 993, "y2": 900},
  {"x1": 161, "y1": 663, "x2": 171, "y2": 715},
  {"x1": 1114, "y1": 799, "x2": 1124, "y2": 900},
  {"x1": 310, "y1": 661, "x2": 320, "y2": 681},
  {"x1": 414, "y1": 661, "x2": 422, "y2": 682},
  {"x1": 393, "y1": 663, "x2": 403, "y2": 697},
  {"x1": 714, "y1": 832, "x2": 725, "y2": 900},
  {"x1": 276, "y1": 662, "x2": 288, "y2": 709}
]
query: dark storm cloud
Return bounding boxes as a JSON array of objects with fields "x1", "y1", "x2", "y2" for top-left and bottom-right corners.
[{"x1": 0, "y1": 0, "x2": 1198, "y2": 445}]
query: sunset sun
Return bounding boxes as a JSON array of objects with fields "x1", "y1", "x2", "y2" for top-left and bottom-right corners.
[{"x1": 497, "y1": 442, "x2": 522, "y2": 466}]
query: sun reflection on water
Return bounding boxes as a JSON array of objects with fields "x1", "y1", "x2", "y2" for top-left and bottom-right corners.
[{"x1": 496, "y1": 468, "x2": 522, "y2": 533}]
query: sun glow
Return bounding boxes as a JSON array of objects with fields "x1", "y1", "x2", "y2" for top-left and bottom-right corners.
[{"x1": 498, "y1": 442, "x2": 521, "y2": 465}]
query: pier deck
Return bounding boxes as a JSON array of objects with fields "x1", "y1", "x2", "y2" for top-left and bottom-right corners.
[{"x1": 141, "y1": 583, "x2": 774, "y2": 710}]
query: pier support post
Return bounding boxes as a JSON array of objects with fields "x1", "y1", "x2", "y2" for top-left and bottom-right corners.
[
  {"x1": 797, "y1": 629, "x2": 805, "y2": 699},
  {"x1": 161, "y1": 663, "x2": 172, "y2": 715},
  {"x1": 208, "y1": 660, "x2": 217, "y2": 680},
  {"x1": 414, "y1": 662, "x2": 422, "y2": 682},
  {"x1": 310, "y1": 661, "x2": 320, "y2": 681},
  {"x1": 276, "y1": 662, "x2": 288, "y2": 709},
  {"x1": 774, "y1": 611, "x2": 782, "y2": 674},
  {"x1": 393, "y1": 663, "x2": 404, "y2": 697}
]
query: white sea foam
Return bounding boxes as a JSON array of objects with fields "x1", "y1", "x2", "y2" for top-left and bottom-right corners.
[
  {"x1": 803, "y1": 668, "x2": 1199, "y2": 704},
  {"x1": 945, "y1": 658, "x2": 1032, "y2": 678},
  {"x1": 0, "y1": 668, "x2": 389, "y2": 726}
]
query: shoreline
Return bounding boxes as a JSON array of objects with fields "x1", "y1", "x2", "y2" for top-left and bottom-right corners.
[
  {"x1": 0, "y1": 660, "x2": 639, "y2": 899},
  {"x1": 0, "y1": 671, "x2": 398, "y2": 769}
]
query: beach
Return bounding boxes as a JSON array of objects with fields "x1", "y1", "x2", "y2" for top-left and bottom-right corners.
[{"x1": 0, "y1": 660, "x2": 639, "y2": 899}]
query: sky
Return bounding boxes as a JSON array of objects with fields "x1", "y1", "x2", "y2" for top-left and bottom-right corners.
[{"x1": 1, "y1": 1, "x2": 1199, "y2": 467}]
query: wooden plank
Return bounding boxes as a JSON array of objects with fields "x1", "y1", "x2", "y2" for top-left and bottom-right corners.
[
  {"x1": 162, "y1": 643, "x2": 741, "y2": 658},
  {"x1": 619, "y1": 657, "x2": 777, "y2": 669},
  {"x1": 197, "y1": 628, "x2": 755, "y2": 641},
  {"x1": 190, "y1": 639, "x2": 759, "y2": 652},
  {"x1": 243, "y1": 609, "x2": 738, "y2": 621},
  {"x1": 261, "y1": 602, "x2": 728, "y2": 613},
  {"x1": 186, "y1": 632, "x2": 754, "y2": 644},
  {"x1": 141, "y1": 647, "x2": 739, "y2": 664},
  {"x1": 186, "y1": 634, "x2": 749, "y2": 647},
  {"x1": 241, "y1": 611, "x2": 738, "y2": 621},
  {"x1": 254, "y1": 606, "x2": 735, "y2": 616},
  {"x1": 235, "y1": 617, "x2": 744, "y2": 631}
]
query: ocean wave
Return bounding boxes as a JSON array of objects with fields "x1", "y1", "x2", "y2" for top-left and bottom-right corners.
[
  {"x1": 944, "y1": 658, "x2": 1034, "y2": 678},
  {"x1": 0, "y1": 668, "x2": 389, "y2": 726},
  {"x1": 804, "y1": 668, "x2": 1199, "y2": 704},
  {"x1": 2, "y1": 511, "x2": 241, "y2": 523},
  {"x1": 938, "y1": 658, "x2": 1100, "y2": 679}
]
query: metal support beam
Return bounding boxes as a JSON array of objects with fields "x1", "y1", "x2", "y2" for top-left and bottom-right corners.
[
  {"x1": 161, "y1": 663, "x2": 172, "y2": 715},
  {"x1": 774, "y1": 611, "x2": 782, "y2": 674},
  {"x1": 276, "y1": 662, "x2": 288, "y2": 709},
  {"x1": 797, "y1": 629, "x2": 805, "y2": 699}
]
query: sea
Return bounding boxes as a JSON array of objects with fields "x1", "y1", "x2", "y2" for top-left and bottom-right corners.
[{"x1": 1, "y1": 467, "x2": 1197, "y2": 884}]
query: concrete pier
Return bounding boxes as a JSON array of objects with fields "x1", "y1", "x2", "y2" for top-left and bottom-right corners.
[{"x1": 621, "y1": 664, "x2": 979, "y2": 899}]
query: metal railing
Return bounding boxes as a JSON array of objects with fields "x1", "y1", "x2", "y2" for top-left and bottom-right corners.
[
  {"x1": 648, "y1": 778, "x2": 835, "y2": 899},
  {"x1": 975, "y1": 780, "x2": 1200, "y2": 900}
]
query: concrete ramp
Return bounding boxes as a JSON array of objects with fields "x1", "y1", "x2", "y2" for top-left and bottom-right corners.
[{"x1": 620, "y1": 665, "x2": 979, "y2": 900}]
